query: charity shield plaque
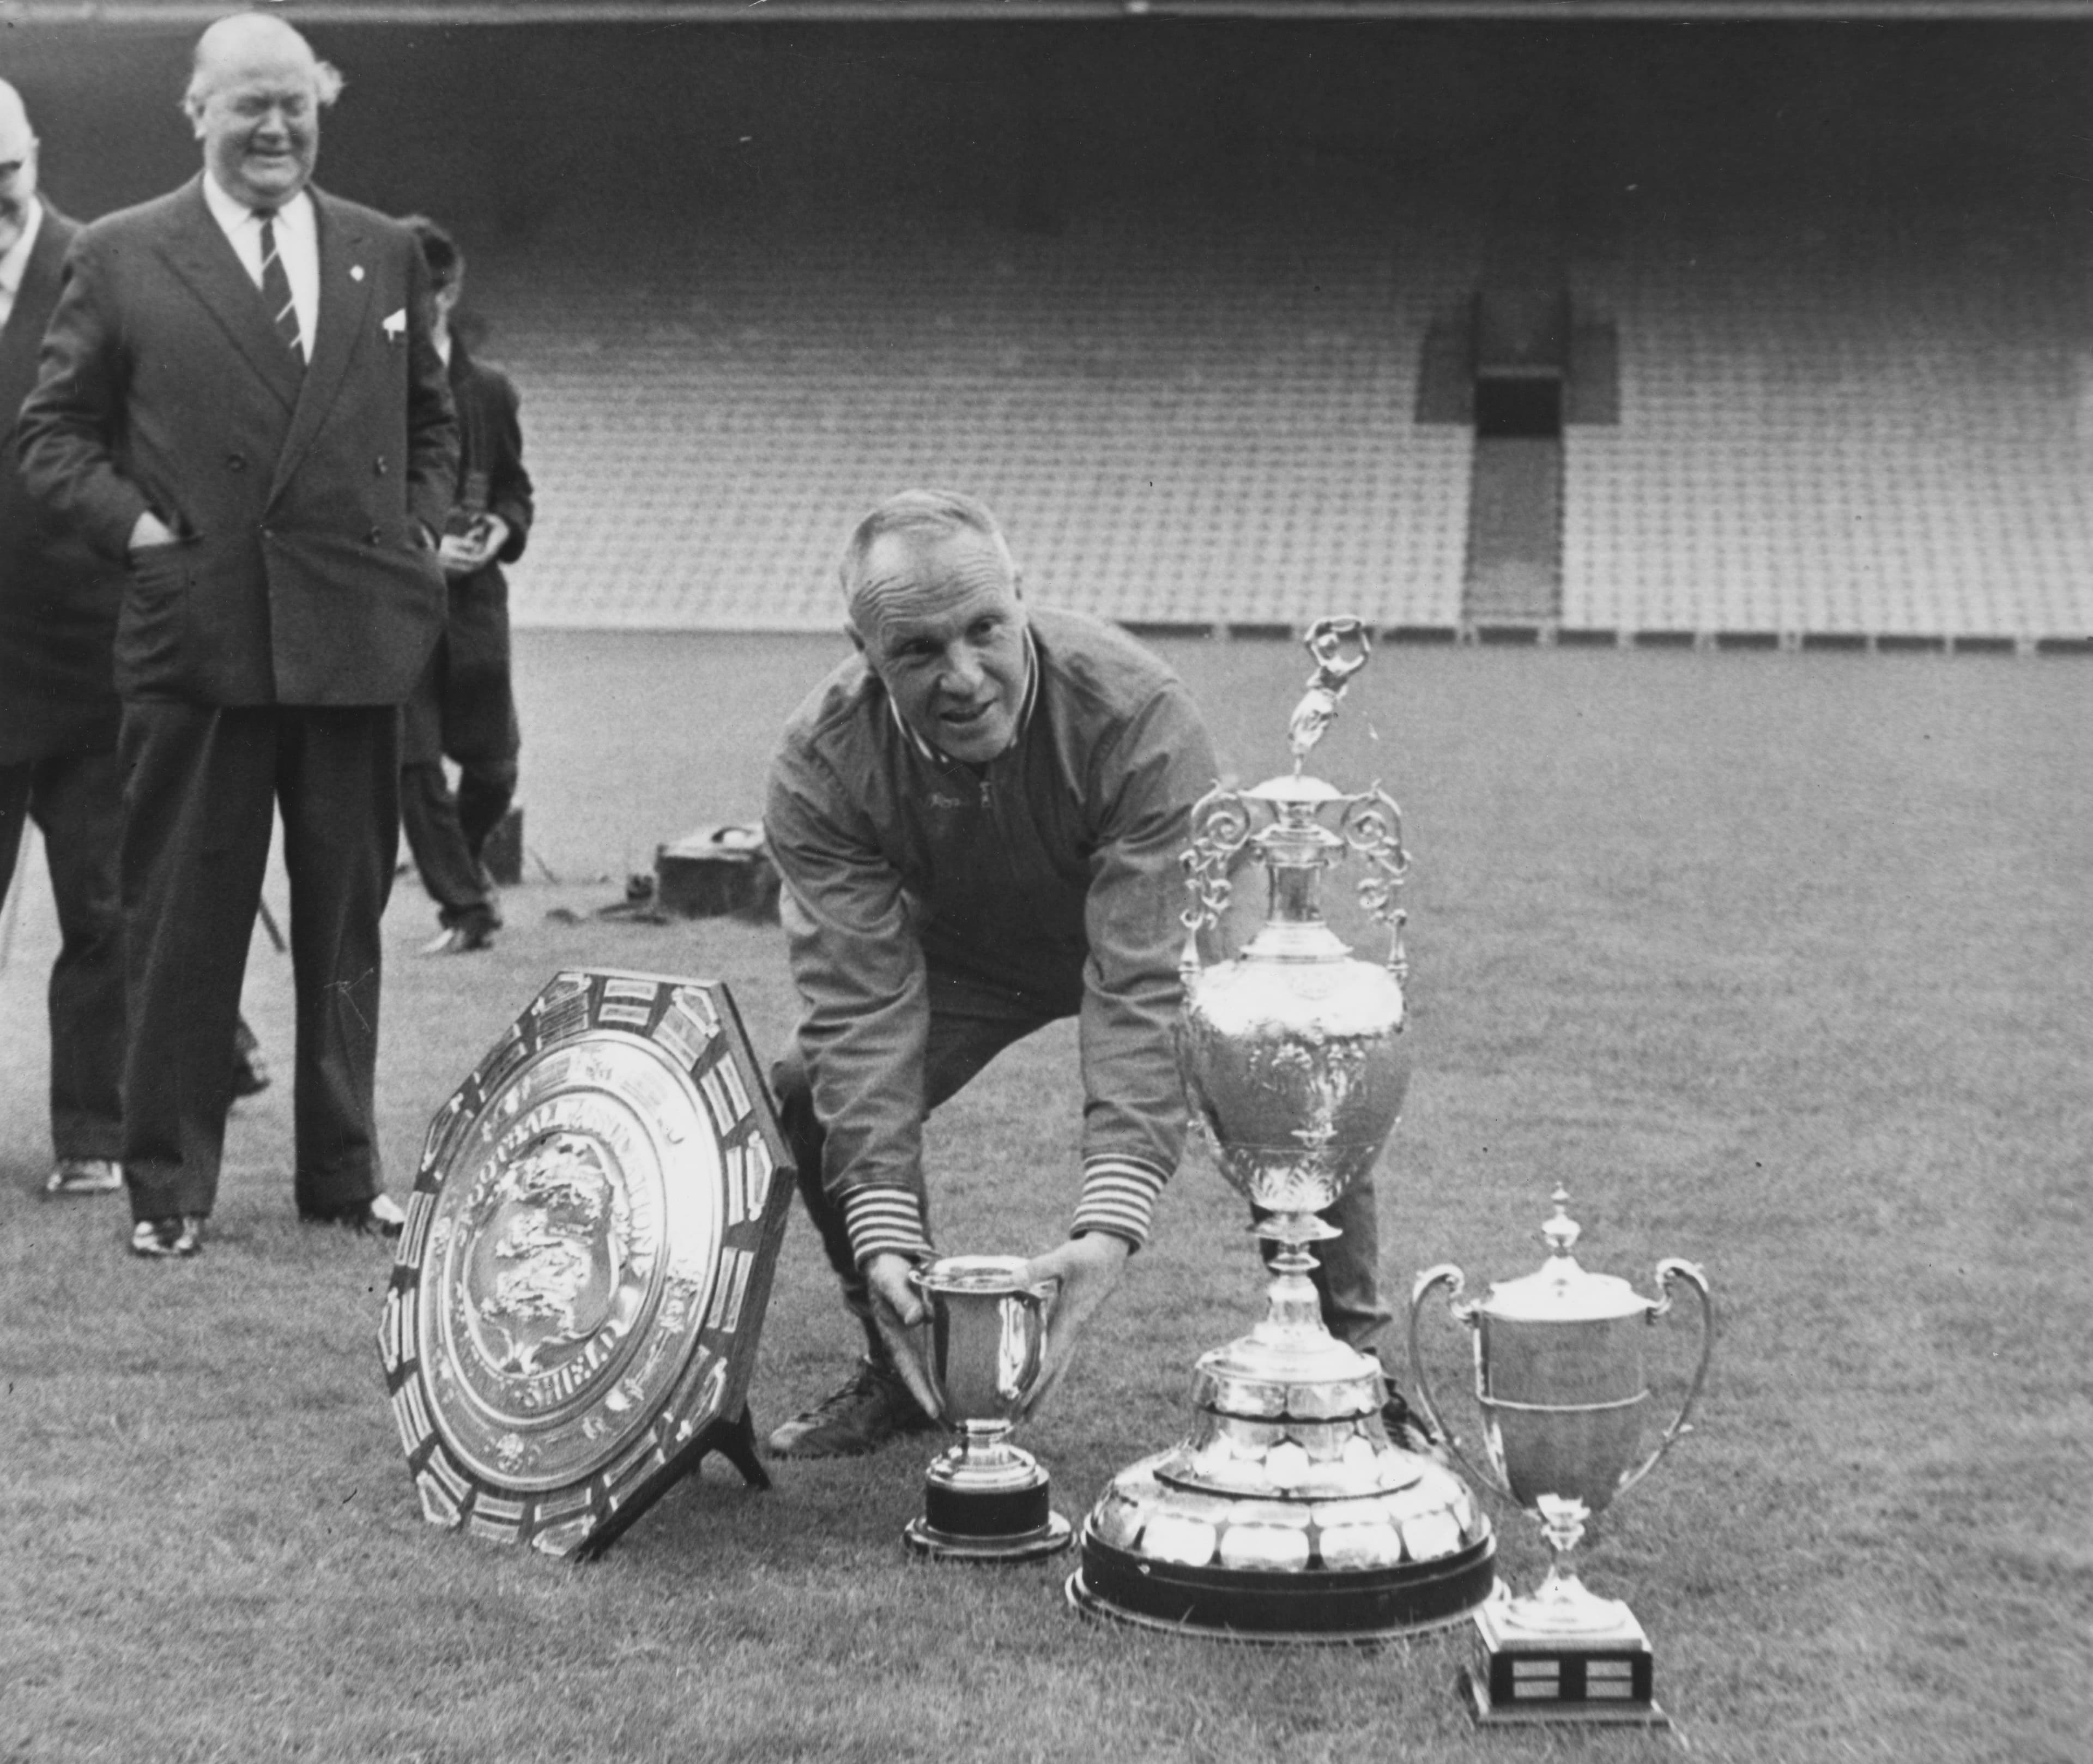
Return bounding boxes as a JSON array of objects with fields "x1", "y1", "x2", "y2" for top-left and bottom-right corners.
[{"x1": 380, "y1": 969, "x2": 794, "y2": 1558}]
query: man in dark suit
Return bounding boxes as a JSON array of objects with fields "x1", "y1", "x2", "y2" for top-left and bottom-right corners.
[
  {"x1": 18, "y1": 15, "x2": 457, "y2": 1259},
  {"x1": 0, "y1": 80, "x2": 126, "y2": 1201},
  {"x1": 398, "y1": 215, "x2": 534, "y2": 957}
]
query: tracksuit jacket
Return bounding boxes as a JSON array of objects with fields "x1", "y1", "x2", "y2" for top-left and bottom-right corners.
[{"x1": 765, "y1": 605, "x2": 1220, "y2": 1268}]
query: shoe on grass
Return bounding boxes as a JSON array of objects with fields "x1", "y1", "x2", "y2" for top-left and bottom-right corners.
[
  {"x1": 420, "y1": 916, "x2": 497, "y2": 956},
  {"x1": 229, "y1": 1044, "x2": 271, "y2": 1100},
  {"x1": 767, "y1": 1356, "x2": 938, "y2": 1458},
  {"x1": 131, "y1": 1215, "x2": 203, "y2": 1258},
  {"x1": 1382, "y1": 1387, "x2": 1452, "y2": 1466},
  {"x1": 298, "y1": 1193, "x2": 407, "y2": 1239},
  {"x1": 45, "y1": 1156, "x2": 122, "y2": 1197}
]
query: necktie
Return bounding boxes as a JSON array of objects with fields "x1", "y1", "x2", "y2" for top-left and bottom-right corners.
[{"x1": 256, "y1": 209, "x2": 304, "y2": 365}]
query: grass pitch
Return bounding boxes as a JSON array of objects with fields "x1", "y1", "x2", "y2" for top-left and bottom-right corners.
[{"x1": 2, "y1": 633, "x2": 2087, "y2": 1763}]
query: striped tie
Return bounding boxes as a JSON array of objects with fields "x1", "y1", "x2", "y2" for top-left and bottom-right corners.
[{"x1": 256, "y1": 209, "x2": 304, "y2": 365}]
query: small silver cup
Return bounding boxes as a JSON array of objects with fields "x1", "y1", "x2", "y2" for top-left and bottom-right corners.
[{"x1": 903, "y1": 1255, "x2": 1072, "y2": 1563}]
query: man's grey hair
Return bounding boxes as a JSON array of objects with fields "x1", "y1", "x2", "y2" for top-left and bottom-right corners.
[
  {"x1": 182, "y1": 18, "x2": 345, "y2": 119},
  {"x1": 838, "y1": 489, "x2": 1018, "y2": 602}
]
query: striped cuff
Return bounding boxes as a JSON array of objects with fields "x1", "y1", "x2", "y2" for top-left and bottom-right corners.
[
  {"x1": 1072, "y1": 1155, "x2": 1170, "y2": 1252},
  {"x1": 842, "y1": 1185, "x2": 933, "y2": 1269}
]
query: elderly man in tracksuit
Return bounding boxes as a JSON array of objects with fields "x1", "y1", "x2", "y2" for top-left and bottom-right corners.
[{"x1": 763, "y1": 489, "x2": 1405, "y2": 1457}]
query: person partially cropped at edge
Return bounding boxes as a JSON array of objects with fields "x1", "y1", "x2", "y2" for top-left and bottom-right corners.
[
  {"x1": 763, "y1": 490, "x2": 1423, "y2": 1457},
  {"x1": 0, "y1": 78, "x2": 272, "y2": 1213}
]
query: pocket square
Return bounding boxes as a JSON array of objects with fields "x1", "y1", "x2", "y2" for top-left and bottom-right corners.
[{"x1": 381, "y1": 308, "x2": 407, "y2": 343}]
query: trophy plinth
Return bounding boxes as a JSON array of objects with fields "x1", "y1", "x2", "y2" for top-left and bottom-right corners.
[
  {"x1": 1409, "y1": 1188, "x2": 1714, "y2": 1725},
  {"x1": 904, "y1": 1256, "x2": 1072, "y2": 1564},
  {"x1": 1465, "y1": 1581, "x2": 1663, "y2": 1727},
  {"x1": 1069, "y1": 620, "x2": 1497, "y2": 1641}
]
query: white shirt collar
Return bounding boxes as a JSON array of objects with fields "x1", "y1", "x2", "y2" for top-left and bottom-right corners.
[
  {"x1": 201, "y1": 170, "x2": 313, "y2": 239},
  {"x1": 0, "y1": 196, "x2": 45, "y2": 300}
]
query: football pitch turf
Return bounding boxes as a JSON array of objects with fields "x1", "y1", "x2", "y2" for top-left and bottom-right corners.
[{"x1": 2, "y1": 631, "x2": 2086, "y2": 1763}]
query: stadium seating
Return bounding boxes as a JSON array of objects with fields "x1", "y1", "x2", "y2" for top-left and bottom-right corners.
[
  {"x1": 473, "y1": 185, "x2": 2093, "y2": 647},
  {"x1": 469, "y1": 180, "x2": 1473, "y2": 635},
  {"x1": 1565, "y1": 206, "x2": 2093, "y2": 646}
]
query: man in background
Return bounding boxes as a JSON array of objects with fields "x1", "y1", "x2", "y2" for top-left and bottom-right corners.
[
  {"x1": 0, "y1": 79, "x2": 126, "y2": 1201},
  {"x1": 18, "y1": 15, "x2": 456, "y2": 1258},
  {"x1": 398, "y1": 214, "x2": 533, "y2": 957}
]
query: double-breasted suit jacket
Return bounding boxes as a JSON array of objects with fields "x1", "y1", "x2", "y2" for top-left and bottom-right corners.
[
  {"x1": 17, "y1": 176, "x2": 459, "y2": 1223},
  {"x1": 19, "y1": 176, "x2": 455, "y2": 706},
  {"x1": 0, "y1": 201, "x2": 128, "y2": 1167}
]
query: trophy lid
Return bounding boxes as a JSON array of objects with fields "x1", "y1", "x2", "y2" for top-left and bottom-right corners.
[
  {"x1": 1479, "y1": 1188, "x2": 1654, "y2": 1325},
  {"x1": 1244, "y1": 774, "x2": 1349, "y2": 808}
]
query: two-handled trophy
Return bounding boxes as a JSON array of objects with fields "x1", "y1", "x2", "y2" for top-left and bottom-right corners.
[
  {"x1": 1068, "y1": 619, "x2": 1497, "y2": 1640},
  {"x1": 1408, "y1": 1188, "x2": 1714, "y2": 1726},
  {"x1": 902, "y1": 1255, "x2": 1073, "y2": 1563}
]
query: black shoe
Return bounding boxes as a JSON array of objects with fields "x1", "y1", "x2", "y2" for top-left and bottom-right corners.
[
  {"x1": 230, "y1": 1047, "x2": 271, "y2": 1100},
  {"x1": 419, "y1": 917, "x2": 496, "y2": 956},
  {"x1": 766, "y1": 1356, "x2": 938, "y2": 1458},
  {"x1": 230, "y1": 1018, "x2": 271, "y2": 1100},
  {"x1": 1382, "y1": 1388, "x2": 1451, "y2": 1464},
  {"x1": 46, "y1": 1156, "x2": 123, "y2": 1197},
  {"x1": 298, "y1": 1193, "x2": 407, "y2": 1239},
  {"x1": 131, "y1": 1215, "x2": 204, "y2": 1259}
]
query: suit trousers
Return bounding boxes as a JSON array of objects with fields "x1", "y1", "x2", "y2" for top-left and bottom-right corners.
[
  {"x1": 0, "y1": 750, "x2": 125, "y2": 1162},
  {"x1": 771, "y1": 968, "x2": 1393, "y2": 1366},
  {"x1": 118, "y1": 702, "x2": 399, "y2": 1221},
  {"x1": 400, "y1": 756, "x2": 516, "y2": 930}
]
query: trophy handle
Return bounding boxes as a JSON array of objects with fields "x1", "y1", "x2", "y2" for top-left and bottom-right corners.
[
  {"x1": 1178, "y1": 784, "x2": 1254, "y2": 976},
  {"x1": 1339, "y1": 787, "x2": 1410, "y2": 981},
  {"x1": 1614, "y1": 1256, "x2": 1715, "y2": 1500},
  {"x1": 1405, "y1": 1264, "x2": 1510, "y2": 1498}
]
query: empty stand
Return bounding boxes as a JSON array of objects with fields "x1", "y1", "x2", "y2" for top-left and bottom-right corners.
[
  {"x1": 1564, "y1": 204, "x2": 2093, "y2": 647},
  {"x1": 315, "y1": 16, "x2": 2093, "y2": 649},
  {"x1": 471, "y1": 180, "x2": 1474, "y2": 635}
]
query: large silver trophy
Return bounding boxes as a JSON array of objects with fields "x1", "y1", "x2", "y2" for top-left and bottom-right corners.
[
  {"x1": 903, "y1": 1255, "x2": 1072, "y2": 1563},
  {"x1": 1408, "y1": 1188, "x2": 1714, "y2": 1725},
  {"x1": 1068, "y1": 619, "x2": 1497, "y2": 1640}
]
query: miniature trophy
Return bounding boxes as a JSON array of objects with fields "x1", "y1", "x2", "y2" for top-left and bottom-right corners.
[
  {"x1": 903, "y1": 1255, "x2": 1072, "y2": 1563},
  {"x1": 1068, "y1": 619, "x2": 1497, "y2": 1639},
  {"x1": 1408, "y1": 1187, "x2": 1714, "y2": 1725}
]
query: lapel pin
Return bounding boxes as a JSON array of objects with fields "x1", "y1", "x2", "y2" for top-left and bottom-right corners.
[{"x1": 350, "y1": 265, "x2": 366, "y2": 282}]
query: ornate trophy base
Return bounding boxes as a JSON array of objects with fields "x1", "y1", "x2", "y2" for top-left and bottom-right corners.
[
  {"x1": 903, "y1": 1442, "x2": 1073, "y2": 1564},
  {"x1": 1462, "y1": 1582, "x2": 1669, "y2": 1727},
  {"x1": 1069, "y1": 1284, "x2": 1497, "y2": 1642}
]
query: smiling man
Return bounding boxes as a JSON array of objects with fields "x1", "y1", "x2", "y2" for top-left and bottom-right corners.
[
  {"x1": 761, "y1": 490, "x2": 1220, "y2": 1454},
  {"x1": 18, "y1": 14, "x2": 455, "y2": 1259}
]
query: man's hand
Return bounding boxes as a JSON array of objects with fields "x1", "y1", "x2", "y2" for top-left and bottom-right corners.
[
  {"x1": 864, "y1": 1251, "x2": 942, "y2": 1422},
  {"x1": 1018, "y1": 1233, "x2": 1132, "y2": 1421},
  {"x1": 127, "y1": 511, "x2": 178, "y2": 555},
  {"x1": 437, "y1": 514, "x2": 507, "y2": 579}
]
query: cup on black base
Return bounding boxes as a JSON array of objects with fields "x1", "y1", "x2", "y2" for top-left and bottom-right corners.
[
  {"x1": 903, "y1": 1255, "x2": 1071, "y2": 1564},
  {"x1": 1410, "y1": 1188, "x2": 1714, "y2": 1727}
]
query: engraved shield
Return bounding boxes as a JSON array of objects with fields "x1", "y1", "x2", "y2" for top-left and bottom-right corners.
[{"x1": 379, "y1": 969, "x2": 794, "y2": 1557}]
